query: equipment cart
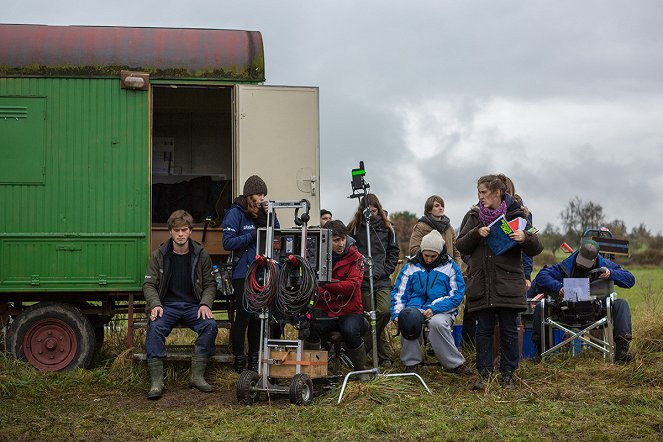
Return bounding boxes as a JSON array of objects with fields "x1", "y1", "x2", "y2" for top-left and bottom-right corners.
[{"x1": 235, "y1": 199, "x2": 336, "y2": 405}]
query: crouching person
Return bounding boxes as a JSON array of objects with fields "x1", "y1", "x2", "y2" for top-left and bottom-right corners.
[
  {"x1": 305, "y1": 220, "x2": 369, "y2": 377},
  {"x1": 143, "y1": 210, "x2": 218, "y2": 400},
  {"x1": 391, "y1": 230, "x2": 471, "y2": 374}
]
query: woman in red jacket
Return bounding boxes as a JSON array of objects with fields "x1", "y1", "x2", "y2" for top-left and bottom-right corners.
[{"x1": 305, "y1": 220, "x2": 368, "y2": 372}]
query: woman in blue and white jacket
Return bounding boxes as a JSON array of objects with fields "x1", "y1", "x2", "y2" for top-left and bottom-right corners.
[{"x1": 391, "y1": 230, "x2": 472, "y2": 374}]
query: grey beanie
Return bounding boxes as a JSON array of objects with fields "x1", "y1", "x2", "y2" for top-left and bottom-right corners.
[
  {"x1": 420, "y1": 230, "x2": 445, "y2": 254},
  {"x1": 243, "y1": 175, "x2": 268, "y2": 196}
]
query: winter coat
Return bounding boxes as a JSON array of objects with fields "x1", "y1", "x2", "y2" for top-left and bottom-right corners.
[
  {"x1": 390, "y1": 253, "x2": 465, "y2": 321},
  {"x1": 143, "y1": 239, "x2": 216, "y2": 314},
  {"x1": 349, "y1": 218, "x2": 400, "y2": 290},
  {"x1": 316, "y1": 243, "x2": 365, "y2": 317},
  {"x1": 408, "y1": 218, "x2": 462, "y2": 268},
  {"x1": 534, "y1": 252, "x2": 635, "y2": 295},
  {"x1": 456, "y1": 195, "x2": 543, "y2": 313},
  {"x1": 221, "y1": 197, "x2": 279, "y2": 280}
]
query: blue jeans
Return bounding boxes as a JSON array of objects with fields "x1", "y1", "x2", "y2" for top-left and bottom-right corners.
[
  {"x1": 475, "y1": 308, "x2": 519, "y2": 374},
  {"x1": 146, "y1": 301, "x2": 218, "y2": 359},
  {"x1": 532, "y1": 298, "x2": 632, "y2": 343},
  {"x1": 308, "y1": 312, "x2": 369, "y2": 350}
]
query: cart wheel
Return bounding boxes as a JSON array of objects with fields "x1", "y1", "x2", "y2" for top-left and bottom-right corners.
[
  {"x1": 6, "y1": 302, "x2": 96, "y2": 371},
  {"x1": 236, "y1": 370, "x2": 261, "y2": 405},
  {"x1": 289, "y1": 373, "x2": 313, "y2": 405}
]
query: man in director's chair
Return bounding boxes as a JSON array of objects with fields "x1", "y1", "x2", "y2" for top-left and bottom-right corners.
[{"x1": 530, "y1": 238, "x2": 635, "y2": 363}]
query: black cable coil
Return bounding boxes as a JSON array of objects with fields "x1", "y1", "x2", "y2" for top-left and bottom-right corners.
[{"x1": 275, "y1": 255, "x2": 318, "y2": 326}]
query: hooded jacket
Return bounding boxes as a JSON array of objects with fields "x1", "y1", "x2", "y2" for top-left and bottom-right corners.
[
  {"x1": 221, "y1": 196, "x2": 279, "y2": 279},
  {"x1": 456, "y1": 194, "x2": 543, "y2": 312},
  {"x1": 390, "y1": 252, "x2": 465, "y2": 321},
  {"x1": 349, "y1": 217, "x2": 400, "y2": 290},
  {"x1": 534, "y1": 251, "x2": 635, "y2": 295},
  {"x1": 143, "y1": 239, "x2": 216, "y2": 314},
  {"x1": 316, "y1": 238, "x2": 365, "y2": 317}
]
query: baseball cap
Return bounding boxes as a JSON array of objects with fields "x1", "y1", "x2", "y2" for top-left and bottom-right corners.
[{"x1": 576, "y1": 240, "x2": 600, "y2": 269}]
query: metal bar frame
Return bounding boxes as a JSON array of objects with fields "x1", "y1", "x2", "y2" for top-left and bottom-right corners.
[
  {"x1": 540, "y1": 293, "x2": 616, "y2": 362},
  {"x1": 256, "y1": 200, "x2": 312, "y2": 393}
]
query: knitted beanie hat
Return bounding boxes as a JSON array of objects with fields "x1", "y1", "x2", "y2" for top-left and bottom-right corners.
[
  {"x1": 243, "y1": 175, "x2": 268, "y2": 196},
  {"x1": 420, "y1": 230, "x2": 445, "y2": 254}
]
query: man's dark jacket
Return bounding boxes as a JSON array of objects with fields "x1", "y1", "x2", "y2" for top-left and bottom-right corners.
[{"x1": 143, "y1": 239, "x2": 216, "y2": 314}]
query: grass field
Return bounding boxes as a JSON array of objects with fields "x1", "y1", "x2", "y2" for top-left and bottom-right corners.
[{"x1": 1, "y1": 267, "x2": 662, "y2": 442}]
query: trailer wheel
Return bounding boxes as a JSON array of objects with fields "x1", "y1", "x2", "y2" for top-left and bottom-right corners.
[
  {"x1": 289, "y1": 373, "x2": 313, "y2": 405},
  {"x1": 236, "y1": 370, "x2": 261, "y2": 405},
  {"x1": 6, "y1": 302, "x2": 96, "y2": 371}
]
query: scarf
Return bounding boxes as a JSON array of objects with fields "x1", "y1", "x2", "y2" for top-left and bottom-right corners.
[
  {"x1": 478, "y1": 200, "x2": 507, "y2": 225},
  {"x1": 419, "y1": 214, "x2": 450, "y2": 234}
]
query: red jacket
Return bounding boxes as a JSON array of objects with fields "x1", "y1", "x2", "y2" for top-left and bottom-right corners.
[{"x1": 317, "y1": 244, "x2": 364, "y2": 317}]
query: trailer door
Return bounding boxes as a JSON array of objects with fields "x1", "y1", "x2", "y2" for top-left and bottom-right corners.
[{"x1": 235, "y1": 85, "x2": 320, "y2": 218}]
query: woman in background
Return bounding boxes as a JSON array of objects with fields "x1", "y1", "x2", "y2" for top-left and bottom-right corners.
[{"x1": 347, "y1": 194, "x2": 400, "y2": 367}]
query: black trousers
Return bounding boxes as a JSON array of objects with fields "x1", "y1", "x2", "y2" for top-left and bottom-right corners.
[{"x1": 229, "y1": 278, "x2": 261, "y2": 356}]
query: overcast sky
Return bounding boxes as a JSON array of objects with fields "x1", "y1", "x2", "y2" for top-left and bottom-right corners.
[{"x1": 6, "y1": 1, "x2": 663, "y2": 234}]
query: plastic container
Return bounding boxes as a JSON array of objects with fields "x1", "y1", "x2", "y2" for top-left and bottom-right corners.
[{"x1": 212, "y1": 265, "x2": 223, "y2": 291}]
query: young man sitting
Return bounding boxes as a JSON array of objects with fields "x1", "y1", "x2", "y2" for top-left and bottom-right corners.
[
  {"x1": 391, "y1": 230, "x2": 471, "y2": 374},
  {"x1": 143, "y1": 210, "x2": 218, "y2": 399}
]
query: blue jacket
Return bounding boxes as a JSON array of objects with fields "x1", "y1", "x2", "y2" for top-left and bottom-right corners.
[
  {"x1": 535, "y1": 252, "x2": 635, "y2": 295},
  {"x1": 221, "y1": 200, "x2": 279, "y2": 279},
  {"x1": 390, "y1": 254, "x2": 466, "y2": 321}
]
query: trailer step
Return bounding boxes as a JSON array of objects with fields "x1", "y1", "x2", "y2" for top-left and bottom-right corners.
[
  {"x1": 132, "y1": 319, "x2": 232, "y2": 329},
  {"x1": 132, "y1": 352, "x2": 233, "y2": 363}
]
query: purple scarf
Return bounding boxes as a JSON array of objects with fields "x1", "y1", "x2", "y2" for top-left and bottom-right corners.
[{"x1": 478, "y1": 200, "x2": 507, "y2": 225}]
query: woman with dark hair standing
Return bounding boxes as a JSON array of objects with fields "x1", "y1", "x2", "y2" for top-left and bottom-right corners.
[
  {"x1": 347, "y1": 193, "x2": 400, "y2": 367},
  {"x1": 459, "y1": 175, "x2": 534, "y2": 350},
  {"x1": 222, "y1": 175, "x2": 279, "y2": 373},
  {"x1": 456, "y1": 175, "x2": 542, "y2": 390}
]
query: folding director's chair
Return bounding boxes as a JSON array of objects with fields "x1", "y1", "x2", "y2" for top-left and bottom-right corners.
[{"x1": 539, "y1": 282, "x2": 616, "y2": 362}]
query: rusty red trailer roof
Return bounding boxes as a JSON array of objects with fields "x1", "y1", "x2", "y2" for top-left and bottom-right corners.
[{"x1": 0, "y1": 24, "x2": 265, "y2": 81}]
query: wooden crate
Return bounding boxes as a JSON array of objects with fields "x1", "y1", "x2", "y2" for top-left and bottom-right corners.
[{"x1": 268, "y1": 350, "x2": 328, "y2": 379}]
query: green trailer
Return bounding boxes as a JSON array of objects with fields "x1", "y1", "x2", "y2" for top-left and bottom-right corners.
[{"x1": 0, "y1": 24, "x2": 320, "y2": 371}]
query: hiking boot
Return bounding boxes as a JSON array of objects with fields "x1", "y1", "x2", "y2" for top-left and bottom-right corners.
[
  {"x1": 347, "y1": 343, "x2": 371, "y2": 381},
  {"x1": 615, "y1": 336, "x2": 633, "y2": 364},
  {"x1": 232, "y1": 354, "x2": 246, "y2": 374},
  {"x1": 472, "y1": 369, "x2": 491, "y2": 391},
  {"x1": 533, "y1": 341, "x2": 542, "y2": 363},
  {"x1": 450, "y1": 363, "x2": 473, "y2": 376},
  {"x1": 501, "y1": 371, "x2": 516, "y2": 390},
  {"x1": 247, "y1": 352, "x2": 260, "y2": 372},
  {"x1": 404, "y1": 364, "x2": 419, "y2": 373},
  {"x1": 190, "y1": 354, "x2": 216, "y2": 393},
  {"x1": 146, "y1": 358, "x2": 164, "y2": 400},
  {"x1": 303, "y1": 340, "x2": 322, "y2": 350}
]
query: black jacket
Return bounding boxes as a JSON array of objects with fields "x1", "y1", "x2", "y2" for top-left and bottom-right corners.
[
  {"x1": 350, "y1": 218, "x2": 400, "y2": 290},
  {"x1": 456, "y1": 195, "x2": 543, "y2": 313}
]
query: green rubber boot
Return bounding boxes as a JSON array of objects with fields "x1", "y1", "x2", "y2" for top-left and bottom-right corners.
[
  {"x1": 146, "y1": 358, "x2": 164, "y2": 400},
  {"x1": 190, "y1": 354, "x2": 216, "y2": 393},
  {"x1": 347, "y1": 343, "x2": 371, "y2": 381}
]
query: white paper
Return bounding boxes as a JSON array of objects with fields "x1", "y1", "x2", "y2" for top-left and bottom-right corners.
[{"x1": 563, "y1": 278, "x2": 591, "y2": 302}]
